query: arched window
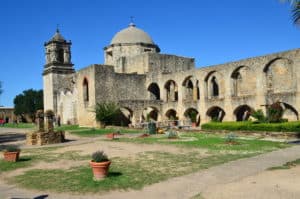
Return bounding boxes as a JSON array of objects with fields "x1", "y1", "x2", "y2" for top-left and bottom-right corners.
[
  {"x1": 211, "y1": 77, "x2": 219, "y2": 97},
  {"x1": 83, "y1": 78, "x2": 89, "y2": 102},
  {"x1": 58, "y1": 49, "x2": 64, "y2": 63},
  {"x1": 164, "y1": 80, "x2": 178, "y2": 102},
  {"x1": 148, "y1": 83, "x2": 160, "y2": 100}
]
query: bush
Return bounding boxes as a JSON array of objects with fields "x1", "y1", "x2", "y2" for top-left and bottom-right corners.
[
  {"x1": 5, "y1": 145, "x2": 20, "y2": 152},
  {"x1": 91, "y1": 150, "x2": 109, "y2": 162},
  {"x1": 225, "y1": 132, "x2": 238, "y2": 142},
  {"x1": 251, "y1": 109, "x2": 266, "y2": 123},
  {"x1": 94, "y1": 102, "x2": 120, "y2": 125},
  {"x1": 201, "y1": 121, "x2": 300, "y2": 132}
]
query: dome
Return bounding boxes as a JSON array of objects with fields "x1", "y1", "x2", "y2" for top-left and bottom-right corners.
[
  {"x1": 110, "y1": 23, "x2": 154, "y2": 45},
  {"x1": 50, "y1": 29, "x2": 65, "y2": 42}
]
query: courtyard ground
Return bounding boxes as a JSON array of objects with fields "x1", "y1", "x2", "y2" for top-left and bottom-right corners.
[{"x1": 0, "y1": 127, "x2": 299, "y2": 199}]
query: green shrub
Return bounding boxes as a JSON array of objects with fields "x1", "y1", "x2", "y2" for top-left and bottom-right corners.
[
  {"x1": 93, "y1": 102, "x2": 121, "y2": 125},
  {"x1": 91, "y1": 150, "x2": 109, "y2": 162},
  {"x1": 201, "y1": 121, "x2": 300, "y2": 133},
  {"x1": 224, "y1": 133, "x2": 238, "y2": 142},
  {"x1": 251, "y1": 109, "x2": 266, "y2": 123}
]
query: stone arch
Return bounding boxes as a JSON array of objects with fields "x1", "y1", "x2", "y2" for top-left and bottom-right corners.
[
  {"x1": 118, "y1": 107, "x2": 134, "y2": 126},
  {"x1": 271, "y1": 102, "x2": 299, "y2": 121},
  {"x1": 164, "y1": 80, "x2": 178, "y2": 102},
  {"x1": 182, "y1": 76, "x2": 199, "y2": 101},
  {"x1": 148, "y1": 83, "x2": 160, "y2": 100},
  {"x1": 206, "y1": 106, "x2": 225, "y2": 122},
  {"x1": 204, "y1": 71, "x2": 223, "y2": 98},
  {"x1": 233, "y1": 105, "x2": 253, "y2": 121},
  {"x1": 184, "y1": 108, "x2": 200, "y2": 126},
  {"x1": 165, "y1": 109, "x2": 177, "y2": 120},
  {"x1": 82, "y1": 78, "x2": 89, "y2": 102},
  {"x1": 231, "y1": 66, "x2": 256, "y2": 96},
  {"x1": 263, "y1": 58, "x2": 294, "y2": 93},
  {"x1": 142, "y1": 106, "x2": 160, "y2": 121}
]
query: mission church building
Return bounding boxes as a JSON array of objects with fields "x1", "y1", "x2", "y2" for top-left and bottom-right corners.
[{"x1": 43, "y1": 23, "x2": 300, "y2": 127}]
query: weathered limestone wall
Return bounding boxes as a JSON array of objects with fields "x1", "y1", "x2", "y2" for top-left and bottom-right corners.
[
  {"x1": 76, "y1": 66, "x2": 97, "y2": 127},
  {"x1": 104, "y1": 43, "x2": 157, "y2": 73}
]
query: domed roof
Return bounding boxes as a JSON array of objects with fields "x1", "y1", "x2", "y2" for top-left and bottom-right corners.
[
  {"x1": 110, "y1": 23, "x2": 154, "y2": 45},
  {"x1": 50, "y1": 29, "x2": 65, "y2": 42}
]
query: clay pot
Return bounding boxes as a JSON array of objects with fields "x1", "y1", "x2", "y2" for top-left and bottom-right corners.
[
  {"x1": 90, "y1": 160, "x2": 111, "y2": 180},
  {"x1": 191, "y1": 122, "x2": 197, "y2": 128},
  {"x1": 106, "y1": 133, "x2": 115, "y2": 139},
  {"x1": 3, "y1": 151, "x2": 20, "y2": 162}
]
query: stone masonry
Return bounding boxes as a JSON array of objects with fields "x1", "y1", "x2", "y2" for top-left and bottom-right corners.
[{"x1": 43, "y1": 23, "x2": 300, "y2": 127}]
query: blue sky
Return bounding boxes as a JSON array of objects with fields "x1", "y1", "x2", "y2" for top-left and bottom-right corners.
[{"x1": 0, "y1": 0, "x2": 298, "y2": 107}]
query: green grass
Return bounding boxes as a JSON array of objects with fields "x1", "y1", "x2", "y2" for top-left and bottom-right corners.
[
  {"x1": 70, "y1": 128, "x2": 142, "y2": 137},
  {"x1": 268, "y1": 159, "x2": 300, "y2": 170},
  {"x1": 12, "y1": 151, "x2": 252, "y2": 193},
  {"x1": 201, "y1": 121, "x2": 300, "y2": 133},
  {"x1": 0, "y1": 123, "x2": 35, "y2": 129},
  {"x1": 55, "y1": 125, "x2": 85, "y2": 131},
  {"x1": 113, "y1": 133, "x2": 288, "y2": 153},
  {"x1": 0, "y1": 157, "x2": 33, "y2": 172},
  {"x1": 0, "y1": 147, "x2": 88, "y2": 173},
  {"x1": 54, "y1": 124, "x2": 143, "y2": 137}
]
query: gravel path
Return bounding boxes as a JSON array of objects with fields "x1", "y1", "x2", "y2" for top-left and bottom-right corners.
[{"x1": 0, "y1": 127, "x2": 300, "y2": 199}]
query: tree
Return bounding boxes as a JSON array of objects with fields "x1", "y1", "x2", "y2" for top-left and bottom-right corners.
[
  {"x1": 292, "y1": 1, "x2": 300, "y2": 24},
  {"x1": 13, "y1": 89, "x2": 43, "y2": 122},
  {"x1": 281, "y1": 0, "x2": 300, "y2": 24}
]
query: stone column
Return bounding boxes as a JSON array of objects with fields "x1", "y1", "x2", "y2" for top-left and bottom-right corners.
[
  {"x1": 45, "y1": 110, "x2": 55, "y2": 132},
  {"x1": 36, "y1": 110, "x2": 45, "y2": 132}
]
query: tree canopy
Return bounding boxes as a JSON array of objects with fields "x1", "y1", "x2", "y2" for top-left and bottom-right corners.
[
  {"x1": 281, "y1": 0, "x2": 300, "y2": 24},
  {"x1": 13, "y1": 89, "x2": 43, "y2": 122}
]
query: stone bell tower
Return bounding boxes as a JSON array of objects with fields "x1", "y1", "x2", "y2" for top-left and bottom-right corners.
[{"x1": 43, "y1": 28, "x2": 74, "y2": 114}]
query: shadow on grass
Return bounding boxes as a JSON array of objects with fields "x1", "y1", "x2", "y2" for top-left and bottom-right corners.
[
  {"x1": 12, "y1": 195, "x2": 49, "y2": 199},
  {"x1": 108, "y1": 171, "x2": 122, "y2": 177},
  {"x1": 18, "y1": 157, "x2": 31, "y2": 162}
]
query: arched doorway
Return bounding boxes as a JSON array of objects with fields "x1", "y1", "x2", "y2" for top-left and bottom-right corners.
[
  {"x1": 184, "y1": 108, "x2": 200, "y2": 126},
  {"x1": 206, "y1": 106, "x2": 225, "y2": 122},
  {"x1": 234, "y1": 105, "x2": 253, "y2": 121}
]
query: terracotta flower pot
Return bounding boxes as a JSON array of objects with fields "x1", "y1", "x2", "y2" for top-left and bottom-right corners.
[
  {"x1": 191, "y1": 122, "x2": 197, "y2": 127},
  {"x1": 3, "y1": 151, "x2": 20, "y2": 162},
  {"x1": 90, "y1": 160, "x2": 111, "y2": 180}
]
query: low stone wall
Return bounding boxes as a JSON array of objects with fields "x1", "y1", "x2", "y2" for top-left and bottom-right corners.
[{"x1": 26, "y1": 131, "x2": 65, "y2": 146}]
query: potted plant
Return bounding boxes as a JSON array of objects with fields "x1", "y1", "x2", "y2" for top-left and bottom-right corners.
[
  {"x1": 90, "y1": 150, "x2": 111, "y2": 181},
  {"x1": 3, "y1": 146, "x2": 20, "y2": 162}
]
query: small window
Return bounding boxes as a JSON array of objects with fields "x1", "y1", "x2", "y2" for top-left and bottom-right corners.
[
  {"x1": 58, "y1": 49, "x2": 64, "y2": 63},
  {"x1": 83, "y1": 78, "x2": 89, "y2": 102},
  {"x1": 107, "y1": 51, "x2": 113, "y2": 57},
  {"x1": 144, "y1": 48, "x2": 151, "y2": 52}
]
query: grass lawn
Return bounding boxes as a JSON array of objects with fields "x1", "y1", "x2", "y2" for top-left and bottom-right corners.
[
  {"x1": 11, "y1": 151, "x2": 252, "y2": 193},
  {"x1": 2, "y1": 132, "x2": 290, "y2": 194},
  {"x1": 64, "y1": 126, "x2": 143, "y2": 137},
  {"x1": 0, "y1": 123, "x2": 35, "y2": 129},
  {"x1": 112, "y1": 133, "x2": 288, "y2": 153}
]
